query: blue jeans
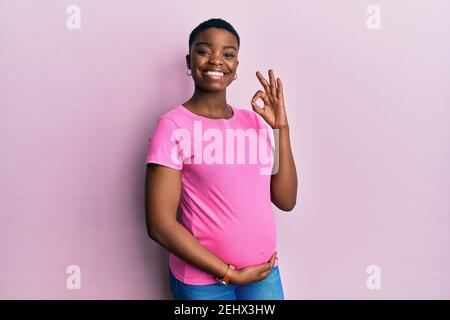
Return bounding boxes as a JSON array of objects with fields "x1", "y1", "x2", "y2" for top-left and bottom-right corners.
[{"x1": 169, "y1": 266, "x2": 285, "y2": 300}]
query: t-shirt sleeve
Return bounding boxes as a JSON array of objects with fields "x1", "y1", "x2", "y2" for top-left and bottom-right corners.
[{"x1": 145, "y1": 116, "x2": 184, "y2": 170}]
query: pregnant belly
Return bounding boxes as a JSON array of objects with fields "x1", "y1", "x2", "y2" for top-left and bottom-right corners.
[{"x1": 195, "y1": 216, "x2": 277, "y2": 269}]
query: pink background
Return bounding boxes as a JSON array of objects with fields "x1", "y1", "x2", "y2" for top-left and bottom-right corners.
[{"x1": 1, "y1": 0, "x2": 449, "y2": 299}]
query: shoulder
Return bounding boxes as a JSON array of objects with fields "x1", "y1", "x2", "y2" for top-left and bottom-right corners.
[
  {"x1": 153, "y1": 105, "x2": 194, "y2": 130},
  {"x1": 233, "y1": 106, "x2": 268, "y2": 129},
  {"x1": 233, "y1": 106, "x2": 253, "y2": 117},
  {"x1": 232, "y1": 106, "x2": 257, "y2": 122}
]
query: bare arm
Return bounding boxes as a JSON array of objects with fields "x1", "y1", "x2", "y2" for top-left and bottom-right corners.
[
  {"x1": 250, "y1": 69, "x2": 298, "y2": 212},
  {"x1": 270, "y1": 125, "x2": 298, "y2": 211},
  {"x1": 145, "y1": 163, "x2": 231, "y2": 279}
]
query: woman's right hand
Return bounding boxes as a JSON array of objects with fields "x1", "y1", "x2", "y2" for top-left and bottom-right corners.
[{"x1": 228, "y1": 251, "x2": 277, "y2": 285}]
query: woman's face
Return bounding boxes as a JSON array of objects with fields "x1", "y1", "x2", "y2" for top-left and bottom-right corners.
[{"x1": 186, "y1": 27, "x2": 239, "y2": 91}]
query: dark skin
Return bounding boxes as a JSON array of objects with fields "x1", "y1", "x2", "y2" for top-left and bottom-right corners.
[{"x1": 145, "y1": 27, "x2": 297, "y2": 285}]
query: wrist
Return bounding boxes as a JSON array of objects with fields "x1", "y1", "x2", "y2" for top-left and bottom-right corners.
[
  {"x1": 228, "y1": 267, "x2": 239, "y2": 284},
  {"x1": 272, "y1": 123, "x2": 289, "y2": 130},
  {"x1": 218, "y1": 263, "x2": 229, "y2": 278},
  {"x1": 216, "y1": 263, "x2": 236, "y2": 285}
]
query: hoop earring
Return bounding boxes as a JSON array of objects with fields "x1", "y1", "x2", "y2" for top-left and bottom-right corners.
[
  {"x1": 186, "y1": 69, "x2": 192, "y2": 76},
  {"x1": 234, "y1": 73, "x2": 238, "y2": 80}
]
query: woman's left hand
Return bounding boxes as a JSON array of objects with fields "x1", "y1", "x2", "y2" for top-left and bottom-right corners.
[{"x1": 251, "y1": 69, "x2": 289, "y2": 129}]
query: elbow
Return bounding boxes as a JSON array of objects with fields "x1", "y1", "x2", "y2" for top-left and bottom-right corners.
[
  {"x1": 271, "y1": 188, "x2": 298, "y2": 212},
  {"x1": 146, "y1": 221, "x2": 174, "y2": 243},
  {"x1": 145, "y1": 210, "x2": 178, "y2": 243},
  {"x1": 282, "y1": 189, "x2": 298, "y2": 212},
  {"x1": 280, "y1": 201, "x2": 296, "y2": 212},
  {"x1": 147, "y1": 228, "x2": 164, "y2": 244},
  {"x1": 146, "y1": 218, "x2": 160, "y2": 242},
  {"x1": 145, "y1": 210, "x2": 162, "y2": 242},
  {"x1": 147, "y1": 230, "x2": 157, "y2": 241},
  {"x1": 146, "y1": 219, "x2": 163, "y2": 241},
  {"x1": 275, "y1": 198, "x2": 297, "y2": 212}
]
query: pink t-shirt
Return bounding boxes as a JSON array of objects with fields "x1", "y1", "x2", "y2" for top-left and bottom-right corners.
[{"x1": 145, "y1": 104, "x2": 279, "y2": 285}]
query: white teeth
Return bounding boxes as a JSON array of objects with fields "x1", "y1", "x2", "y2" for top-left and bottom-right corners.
[{"x1": 204, "y1": 71, "x2": 224, "y2": 77}]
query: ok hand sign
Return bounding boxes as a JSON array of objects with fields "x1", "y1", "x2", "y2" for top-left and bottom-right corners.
[{"x1": 251, "y1": 69, "x2": 288, "y2": 129}]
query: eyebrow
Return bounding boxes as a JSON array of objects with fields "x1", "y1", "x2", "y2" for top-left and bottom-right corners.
[{"x1": 194, "y1": 41, "x2": 238, "y2": 51}]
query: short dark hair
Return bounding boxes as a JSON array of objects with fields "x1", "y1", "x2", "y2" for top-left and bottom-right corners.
[{"x1": 188, "y1": 18, "x2": 240, "y2": 54}]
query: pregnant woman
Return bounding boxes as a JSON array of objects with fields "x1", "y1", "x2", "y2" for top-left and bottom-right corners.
[{"x1": 144, "y1": 18, "x2": 298, "y2": 300}]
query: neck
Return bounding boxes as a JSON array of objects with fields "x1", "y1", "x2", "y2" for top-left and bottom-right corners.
[{"x1": 189, "y1": 86, "x2": 229, "y2": 114}]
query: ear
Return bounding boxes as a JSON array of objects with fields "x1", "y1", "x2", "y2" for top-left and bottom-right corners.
[{"x1": 186, "y1": 54, "x2": 190, "y2": 69}]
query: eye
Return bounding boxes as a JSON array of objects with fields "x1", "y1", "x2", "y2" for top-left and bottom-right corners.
[
  {"x1": 197, "y1": 50, "x2": 209, "y2": 55},
  {"x1": 224, "y1": 53, "x2": 235, "y2": 58}
]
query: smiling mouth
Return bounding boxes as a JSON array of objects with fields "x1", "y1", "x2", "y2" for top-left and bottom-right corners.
[{"x1": 202, "y1": 70, "x2": 227, "y2": 80}]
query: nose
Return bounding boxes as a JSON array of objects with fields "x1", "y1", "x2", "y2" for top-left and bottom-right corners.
[{"x1": 208, "y1": 50, "x2": 223, "y2": 65}]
